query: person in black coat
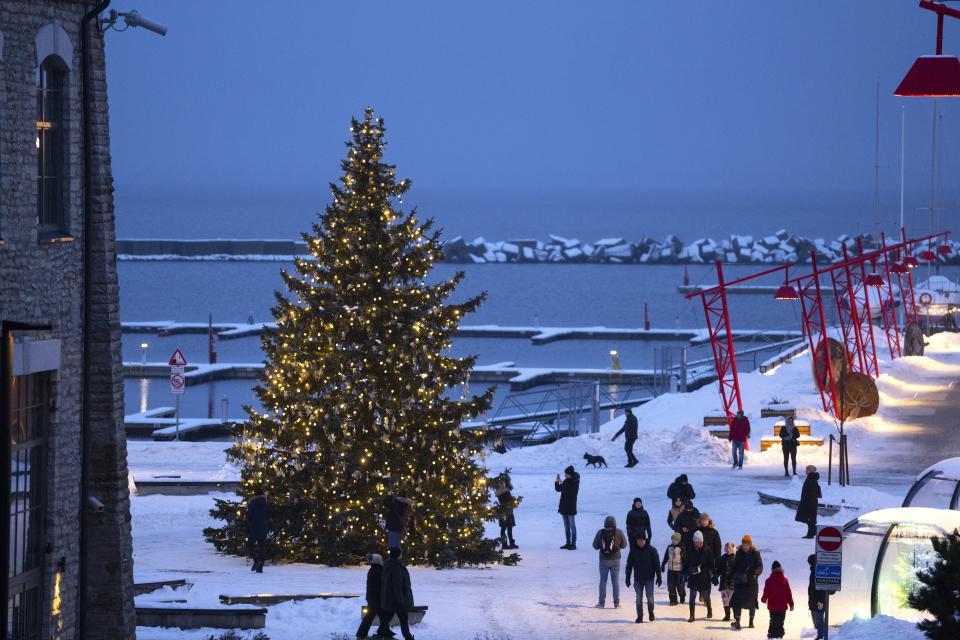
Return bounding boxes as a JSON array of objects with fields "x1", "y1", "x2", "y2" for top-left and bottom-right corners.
[
  {"x1": 683, "y1": 531, "x2": 716, "y2": 622},
  {"x1": 807, "y1": 554, "x2": 827, "y2": 640},
  {"x1": 355, "y1": 554, "x2": 390, "y2": 640},
  {"x1": 796, "y1": 466, "x2": 822, "y2": 538},
  {"x1": 730, "y1": 534, "x2": 764, "y2": 629},
  {"x1": 625, "y1": 532, "x2": 662, "y2": 623},
  {"x1": 383, "y1": 494, "x2": 412, "y2": 550},
  {"x1": 717, "y1": 542, "x2": 737, "y2": 621},
  {"x1": 667, "y1": 474, "x2": 696, "y2": 503},
  {"x1": 376, "y1": 548, "x2": 415, "y2": 640},
  {"x1": 673, "y1": 500, "x2": 701, "y2": 549},
  {"x1": 696, "y1": 513, "x2": 722, "y2": 571},
  {"x1": 494, "y1": 474, "x2": 518, "y2": 549},
  {"x1": 625, "y1": 497, "x2": 652, "y2": 549},
  {"x1": 555, "y1": 466, "x2": 580, "y2": 549},
  {"x1": 612, "y1": 407, "x2": 639, "y2": 467},
  {"x1": 780, "y1": 417, "x2": 801, "y2": 477},
  {"x1": 246, "y1": 488, "x2": 269, "y2": 573}
]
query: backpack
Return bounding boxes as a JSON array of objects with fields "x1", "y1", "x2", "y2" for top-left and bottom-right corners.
[{"x1": 600, "y1": 529, "x2": 617, "y2": 556}]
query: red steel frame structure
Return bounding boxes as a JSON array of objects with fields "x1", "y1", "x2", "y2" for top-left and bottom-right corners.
[
  {"x1": 900, "y1": 228, "x2": 921, "y2": 324},
  {"x1": 878, "y1": 234, "x2": 902, "y2": 359},
  {"x1": 688, "y1": 230, "x2": 949, "y2": 422}
]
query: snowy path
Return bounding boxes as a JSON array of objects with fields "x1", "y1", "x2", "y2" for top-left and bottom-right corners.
[{"x1": 130, "y1": 333, "x2": 960, "y2": 640}]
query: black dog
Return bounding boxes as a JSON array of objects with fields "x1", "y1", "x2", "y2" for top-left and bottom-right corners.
[{"x1": 583, "y1": 453, "x2": 607, "y2": 468}]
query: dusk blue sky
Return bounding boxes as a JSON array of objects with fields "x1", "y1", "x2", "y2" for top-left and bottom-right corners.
[{"x1": 106, "y1": 1, "x2": 959, "y2": 200}]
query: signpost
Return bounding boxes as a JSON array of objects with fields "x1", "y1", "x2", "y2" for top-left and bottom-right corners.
[
  {"x1": 169, "y1": 349, "x2": 187, "y2": 440},
  {"x1": 815, "y1": 525, "x2": 844, "y2": 640}
]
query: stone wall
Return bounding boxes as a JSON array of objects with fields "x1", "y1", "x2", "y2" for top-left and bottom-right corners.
[{"x1": 0, "y1": 2, "x2": 135, "y2": 638}]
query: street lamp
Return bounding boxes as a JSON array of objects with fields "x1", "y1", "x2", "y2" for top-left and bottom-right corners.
[
  {"x1": 895, "y1": 1, "x2": 960, "y2": 97},
  {"x1": 610, "y1": 350, "x2": 621, "y2": 371},
  {"x1": 140, "y1": 342, "x2": 149, "y2": 366}
]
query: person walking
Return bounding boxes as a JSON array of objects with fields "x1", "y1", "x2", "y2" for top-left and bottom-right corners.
[
  {"x1": 779, "y1": 416, "x2": 800, "y2": 477},
  {"x1": 661, "y1": 532, "x2": 686, "y2": 605},
  {"x1": 666, "y1": 497, "x2": 684, "y2": 531},
  {"x1": 673, "y1": 500, "x2": 701, "y2": 550},
  {"x1": 761, "y1": 561, "x2": 794, "y2": 639},
  {"x1": 667, "y1": 474, "x2": 696, "y2": 503},
  {"x1": 355, "y1": 553, "x2": 386, "y2": 640},
  {"x1": 718, "y1": 542, "x2": 737, "y2": 621},
  {"x1": 697, "y1": 513, "x2": 722, "y2": 571},
  {"x1": 807, "y1": 554, "x2": 827, "y2": 640},
  {"x1": 383, "y1": 493, "x2": 412, "y2": 551},
  {"x1": 625, "y1": 497, "x2": 652, "y2": 550},
  {"x1": 494, "y1": 473, "x2": 518, "y2": 549},
  {"x1": 729, "y1": 410, "x2": 750, "y2": 469},
  {"x1": 377, "y1": 548, "x2": 415, "y2": 640},
  {"x1": 592, "y1": 515, "x2": 628, "y2": 608},
  {"x1": 247, "y1": 487, "x2": 269, "y2": 573},
  {"x1": 797, "y1": 466, "x2": 821, "y2": 538},
  {"x1": 730, "y1": 534, "x2": 764, "y2": 630},
  {"x1": 555, "y1": 466, "x2": 580, "y2": 549},
  {"x1": 612, "y1": 407, "x2": 639, "y2": 467},
  {"x1": 683, "y1": 530, "x2": 716, "y2": 622},
  {"x1": 625, "y1": 531, "x2": 662, "y2": 623}
]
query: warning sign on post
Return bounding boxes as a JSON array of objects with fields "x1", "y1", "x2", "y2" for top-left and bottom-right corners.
[
  {"x1": 170, "y1": 372, "x2": 185, "y2": 395},
  {"x1": 815, "y1": 525, "x2": 843, "y2": 592},
  {"x1": 168, "y1": 349, "x2": 188, "y2": 367},
  {"x1": 169, "y1": 349, "x2": 188, "y2": 395}
]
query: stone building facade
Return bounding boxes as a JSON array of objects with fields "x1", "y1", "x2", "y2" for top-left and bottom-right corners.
[{"x1": 0, "y1": 2, "x2": 136, "y2": 639}]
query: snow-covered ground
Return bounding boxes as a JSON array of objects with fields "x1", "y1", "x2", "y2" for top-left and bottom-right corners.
[{"x1": 129, "y1": 333, "x2": 960, "y2": 639}]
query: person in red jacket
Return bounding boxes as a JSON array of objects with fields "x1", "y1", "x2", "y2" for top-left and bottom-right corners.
[
  {"x1": 728, "y1": 410, "x2": 750, "y2": 470},
  {"x1": 760, "y1": 560, "x2": 794, "y2": 639}
]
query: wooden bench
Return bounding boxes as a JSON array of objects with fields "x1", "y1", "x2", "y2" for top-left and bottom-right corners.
[
  {"x1": 135, "y1": 606, "x2": 266, "y2": 630},
  {"x1": 360, "y1": 605, "x2": 428, "y2": 627},
  {"x1": 760, "y1": 435, "x2": 824, "y2": 452},
  {"x1": 702, "y1": 414, "x2": 729, "y2": 427},
  {"x1": 134, "y1": 477, "x2": 242, "y2": 496},
  {"x1": 133, "y1": 579, "x2": 190, "y2": 596},
  {"x1": 221, "y1": 593, "x2": 359, "y2": 605},
  {"x1": 770, "y1": 419, "x2": 811, "y2": 436},
  {"x1": 760, "y1": 405, "x2": 797, "y2": 419}
]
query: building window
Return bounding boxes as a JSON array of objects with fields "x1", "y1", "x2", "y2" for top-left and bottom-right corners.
[
  {"x1": 7, "y1": 373, "x2": 47, "y2": 640},
  {"x1": 36, "y1": 58, "x2": 66, "y2": 234}
]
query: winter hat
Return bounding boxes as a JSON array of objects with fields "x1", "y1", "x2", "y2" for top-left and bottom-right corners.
[
  {"x1": 636, "y1": 530, "x2": 649, "y2": 541},
  {"x1": 693, "y1": 530, "x2": 704, "y2": 543},
  {"x1": 564, "y1": 465, "x2": 575, "y2": 477},
  {"x1": 671, "y1": 532, "x2": 681, "y2": 544},
  {"x1": 806, "y1": 465, "x2": 817, "y2": 474},
  {"x1": 684, "y1": 500, "x2": 695, "y2": 509},
  {"x1": 604, "y1": 515, "x2": 617, "y2": 528},
  {"x1": 679, "y1": 474, "x2": 689, "y2": 483},
  {"x1": 625, "y1": 407, "x2": 633, "y2": 414},
  {"x1": 633, "y1": 497, "x2": 643, "y2": 507},
  {"x1": 698, "y1": 512, "x2": 710, "y2": 524},
  {"x1": 807, "y1": 553, "x2": 817, "y2": 567},
  {"x1": 369, "y1": 553, "x2": 383, "y2": 566},
  {"x1": 742, "y1": 534, "x2": 753, "y2": 547},
  {"x1": 772, "y1": 560, "x2": 782, "y2": 571},
  {"x1": 389, "y1": 547, "x2": 401, "y2": 560}
]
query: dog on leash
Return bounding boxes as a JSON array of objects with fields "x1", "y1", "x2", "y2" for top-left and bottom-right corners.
[{"x1": 583, "y1": 452, "x2": 607, "y2": 468}]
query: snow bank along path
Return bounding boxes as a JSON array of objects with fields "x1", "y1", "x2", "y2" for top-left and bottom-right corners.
[{"x1": 129, "y1": 332, "x2": 960, "y2": 639}]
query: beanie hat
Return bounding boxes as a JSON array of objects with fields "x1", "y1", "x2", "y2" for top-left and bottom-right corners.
[
  {"x1": 636, "y1": 530, "x2": 648, "y2": 540},
  {"x1": 633, "y1": 497, "x2": 643, "y2": 506},
  {"x1": 369, "y1": 553, "x2": 383, "y2": 566},
  {"x1": 679, "y1": 474, "x2": 688, "y2": 483},
  {"x1": 742, "y1": 534, "x2": 753, "y2": 546},
  {"x1": 807, "y1": 553, "x2": 817, "y2": 567},
  {"x1": 564, "y1": 465, "x2": 575, "y2": 476},
  {"x1": 806, "y1": 465, "x2": 817, "y2": 474},
  {"x1": 772, "y1": 560, "x2": 782, "y2": 571},
  {"x1": 693, "y1": 530, "x2": 704, "y2": 543},
  {"x1": 671, "y1": 532, "x2": 681, "y2": 543}
]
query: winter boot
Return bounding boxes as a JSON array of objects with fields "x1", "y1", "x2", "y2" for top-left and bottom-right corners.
[
  {"x1": 731, "y1": 617, "x2": 741, "y2": 629},
  {"x1": 748, "y1": 611, "x2": 755, "y2": 628},
  {"x1": 648, "y1": 605, "x2": 655, "y2": 622},
  {"x1": 635, "y1": 607, "x2": 643, "y2": 623},
  {"x1": 723, "y1": 606, "x2": 731, "y2": 621},
  {"x1": 688, "y1": 603, "x2": 696, "y2": 622},
  {"x1": 706, "y1": 602, "x2": 713, "y2": 619}
]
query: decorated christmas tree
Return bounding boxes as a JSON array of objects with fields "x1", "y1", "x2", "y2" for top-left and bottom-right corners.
[
  {"x1": 908, "y1": 528, "x2": 960, "y2": 640},
  {"x1": 204, "y1": 108, "x2": 499, "y2": 567}
]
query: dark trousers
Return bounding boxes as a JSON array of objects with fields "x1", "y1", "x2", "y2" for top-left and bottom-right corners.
[
  {"x1": 500, "y1": 525, "x2": 515, "y2": 545},
  {"x1": 250, "y1": 536, "x2": 266, "y2": 571},
  {"x1": 667, "y1": 570, "x2": 686, "y2": 604},
  {"x1": 624, "y1": 437, "x2": 638, "y2": 465},
  {"x1": 767, "y1": 610, "x2": 786, "y2": 638},
  {"x1": 688, "y1": 584, "x2": 712, "y2": 617},
  {"x1": 356, "y1": 605, "x2": 380, "y2": 638},
  {"x1": 811, "y1": 608, "x2": 826, "y2": 638},
  {"x1": 783, "y1": 446, "x2": 797, "y2": 474},
  {"x1": 376, "y1": 610, "x2": 413, "y2": 640}
]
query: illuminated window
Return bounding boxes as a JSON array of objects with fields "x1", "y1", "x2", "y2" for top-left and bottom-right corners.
[{"x1": 36, "y1": 58, "x2": 66, "y2": 234}]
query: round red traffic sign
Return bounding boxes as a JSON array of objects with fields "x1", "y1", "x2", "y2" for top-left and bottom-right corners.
[
  {"x1": 170, "y1": 373, "x2": 185, "y2": 390},
  {"x1": 817, "y1": 526, "x2": 843, "y2": 552}
]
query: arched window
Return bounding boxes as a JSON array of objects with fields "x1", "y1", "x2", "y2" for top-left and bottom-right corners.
[{"x1": 36, "y1": 57, "x2": 67, "y2": 233}]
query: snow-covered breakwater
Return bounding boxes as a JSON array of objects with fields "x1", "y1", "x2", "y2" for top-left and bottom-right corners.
[{"x1": 116, "y1": 231, "x2": 960, "y2": 265}]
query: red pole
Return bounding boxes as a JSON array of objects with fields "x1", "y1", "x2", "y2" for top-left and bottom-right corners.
[
  {"x1": 857, "y1": 239, "x2": 881, "y2": 378},
  {"x1": 841, "y1": 245, "x2": 868, "y2": 374},
  {"x1": 716, "y1": 262, "x2": 743, "y2": 416},
  {"x1": 797, "y1": 252, "x2": 834, "y2": 414},
  {"x1": 812, "y1": 253, "x2": 841, "y2": 419},
  {"x1": 902, "y1": 227, "x2": 921, "y2": 323},
  {"x1": 880, "y1": 233, "x2": 903, "y2": 359}
]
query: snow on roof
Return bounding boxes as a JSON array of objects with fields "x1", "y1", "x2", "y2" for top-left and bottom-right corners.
[
  {"x1": 917, "y1": 457, "x2": 960, "y2": 481},
  {"x1": 854, "y1": 507, "x2": 960, "y2": 531}
]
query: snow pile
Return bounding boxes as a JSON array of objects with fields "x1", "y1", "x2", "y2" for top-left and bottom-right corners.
[{"x1": 833, "y1": 615, "x2": 925, "y2": 640}]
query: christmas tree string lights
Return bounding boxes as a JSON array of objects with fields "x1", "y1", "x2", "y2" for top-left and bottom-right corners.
[{"x1": 204, "y1": 108, "x2": 503, "y2": 567}]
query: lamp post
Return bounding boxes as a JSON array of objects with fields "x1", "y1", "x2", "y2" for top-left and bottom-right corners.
[
  {"x1": 895, "y1": 0, "x2": 960, "y2": 97},
  {"x1": 140, "y1": 342, "x2": 148, "y2": 366}
]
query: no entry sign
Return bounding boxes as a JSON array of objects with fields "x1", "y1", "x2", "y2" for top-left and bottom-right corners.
[
  {"x1": 815, "y1": 525, "x2": 843, "y2": 592},
  {"x1": 817, "y1": 526, "x2": 843, "y2": 552}
]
